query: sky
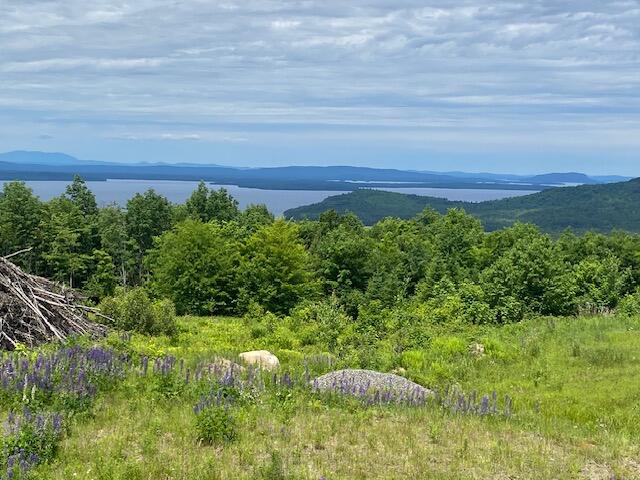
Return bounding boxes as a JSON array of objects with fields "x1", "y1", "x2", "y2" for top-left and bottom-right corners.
[{"x1": 0, "y1": 1, "x2": 639, "y2": 175}]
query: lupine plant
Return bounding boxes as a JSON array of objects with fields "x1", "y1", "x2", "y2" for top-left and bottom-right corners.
[
  {"x1": 434, "y1": 386, "x2": 513, "y2": 417},
  {"x1": 1, "y1": 409, "x2": 64, "y2": 479},
  {"x1": 309, "y1": 375, "x2": 514, "y2": 416},
  {"x1": 0, "y1": 341, "x2": 516, "y2": 477},
  {"x1": 0, "y1": 346, "x2": 131, "y2": 412},
  {"x1": 0, "y1": 346, "x2": 132, "y2": 478},
  {"x1": 193, "y1": 387, "x2": 238, "y2": 445}
]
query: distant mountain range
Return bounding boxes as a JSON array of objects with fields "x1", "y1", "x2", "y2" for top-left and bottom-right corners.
[
  {"x1": 419, "y1": 169, "x2": 629, "y2": 185},
  {"x1": 0, "y1": 151, "x2": 110, "y2": 166},
  {"x1": 285, "y1": 178, "x2": 640, "y2": 233},
  {"x1": 0, "y1": 151, "x2": 631, "y2": 191}
]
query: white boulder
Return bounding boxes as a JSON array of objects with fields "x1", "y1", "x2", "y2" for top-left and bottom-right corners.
[{"x1": 238, "y1": 350, "x2": 280, "y2": 370}]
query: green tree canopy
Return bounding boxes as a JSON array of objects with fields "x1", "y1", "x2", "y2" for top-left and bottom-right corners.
[
  {"x1": 237, "y1": 204, "x2": 274, "y2": 234},
  {"x1": 97, "y1": 204, "x2": 134, "y2": 286},
  {"x1": 0, "y1": 181, "x2": 43, "y2": 267},
  {"x1": 185, "y1": 181, "x2": 239, "y2": 223},
  {"x1": 148, "y1": 219, "x2": 242, "y2": 315},
  {"x1": 239, "y1": 220, "x2": 318, "y2": 314},
  {"x1": 481, "y1": 235, "x2": 576, "y2": 317},
  {"x1": 38, "y1": 197, "x2": 92, "y2": 287},
  {"x1": 126, "y1": 189, "x2": 172, "y2": 253},
  {"x1": 65, "y1": 175, "x2": 98, "y2": 217}
]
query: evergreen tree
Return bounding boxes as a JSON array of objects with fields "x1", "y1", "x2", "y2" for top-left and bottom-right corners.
[{"x1": 38, "y1": 197, "x2": 92, "y2": 287}]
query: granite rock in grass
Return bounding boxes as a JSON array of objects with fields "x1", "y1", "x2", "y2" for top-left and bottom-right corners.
[
  {"x1": 238, "y1": 350, "x2": 280, "y2": 370},
  {"x1": 312, "y1": 369, "x2": 433, "y2": 399}
]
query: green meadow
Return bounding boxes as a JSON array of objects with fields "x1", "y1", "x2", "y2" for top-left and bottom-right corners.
[{"x1": 8, "y1": 313, "x2": 636, "y2": 480}]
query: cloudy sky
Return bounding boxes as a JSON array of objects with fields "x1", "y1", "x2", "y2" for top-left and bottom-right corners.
[{"x1": 0, "y1": 1, "x2": 639, "y2": 174}]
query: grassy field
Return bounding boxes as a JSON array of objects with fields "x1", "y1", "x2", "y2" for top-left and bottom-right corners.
[{"x1": 7, "y1": 314, "x2": 640, "y2": 479}]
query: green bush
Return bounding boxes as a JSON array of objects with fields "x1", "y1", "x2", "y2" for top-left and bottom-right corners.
[
  {"x1": 288, "y1": 299, "x2": 352, "y2": 352},
  {"x1": 276, "y1": 349, "x2": 305, "y2": 366},
  {"x1": 195, "y1": 406, "x2": 238, "y2": 445},
  {"x1": 267, "y1": 324, "x2": 301, "y2": 350},
  {"x1": 401, "y1": 350, "x2": 428, "y2": 371},
  {"x1": 430, "y1": 336, "x2": 467, "y2": 358},
  {"x1": 429, "y1": 360, "x2": 456, "y2": 383},
  {"x1": 617, "y1": 290, "x2": 640, "y2": 317},
  {"x1": 481, "y1": 337, "x2": 517, "y2": 361},
  {"x1": 574, "y1": 256, "x2": 630, "y2": 312},
  {"x1": 99, "y1": 287, "x2": 177, "y2": 336},
  {"x1": 419, "y1": 281, "x2": 496, "y2": 325},
  {"x1": 152, "y1": 367, "x2": 186, "y2": 399}
]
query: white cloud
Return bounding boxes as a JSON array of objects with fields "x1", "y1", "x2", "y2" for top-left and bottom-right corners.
[
  {"x1": 0, "y1": 0, "x2": 638, "y2": 169},
  {"x1": 271, "y1": 20, "x2": 301, "y2": 30}
]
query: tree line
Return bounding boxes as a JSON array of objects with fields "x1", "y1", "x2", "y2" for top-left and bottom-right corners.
[
  {"x1": 2, "y1": 177, "x2": 640, "y2": 324},
  {"x1": 285, "y1": 183, "x2": 640, "y2": 233}
]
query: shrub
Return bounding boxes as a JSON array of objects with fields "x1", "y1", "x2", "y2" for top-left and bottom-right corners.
[
  {"x1": 195, "y1": 406, "x2": 237, "y2": 445},
  {"x1": 429, "y1": 360, "x2": 456, "y2": 383},
  {"x1": 481, "y1": 337, "x2": 517, "y2": 361},
  {"x1": 401, "y1": 350, "x2": 428, "y2": 371},
  {"x1": 249, "y1": 322, "x2": 270, "y2": 340},
  {"x1": 420, "y1": 281, "x2": 496, "y2": 325},
  {"x1": 288, "y1": 299, "x2": 352, "y2": 352},
  {"x1": 277, "y1": 349, "x2": 305, "y2": 366},
  {"x1": 99, "y1": 287, "x2": 177, "y2": 336},
  {"x1": 430, "y1": 336, "x2": 467, "y2": 358},
  {"x1": 573, "y1": 255, "x2": 630, "y2": 313},
  {"x1": 268, "y1": 324, "x2": 301, "y2": 350},
  {"x1": 617, "y1": 290, "x2": 640, "y2": 317}
]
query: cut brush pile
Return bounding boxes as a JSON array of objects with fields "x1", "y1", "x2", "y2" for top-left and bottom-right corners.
[{"x1": 0, "y1": 252, "x2": 106, "y2": 350}]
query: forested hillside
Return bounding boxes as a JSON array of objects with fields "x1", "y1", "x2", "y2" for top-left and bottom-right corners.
[
  {"x1": 3, "y1": 176, "x2": 640, "y2": 321},
  {"x1": 3, "y1": 177, "x2": 640, "y2": 478},
  {"x1": 285, "y1": 178, "x2": 640, "y2": 232}
]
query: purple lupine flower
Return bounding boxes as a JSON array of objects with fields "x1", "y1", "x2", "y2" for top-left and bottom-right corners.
[{"x1": 479, "y1": 395, "x2": 490, "y2": 415}]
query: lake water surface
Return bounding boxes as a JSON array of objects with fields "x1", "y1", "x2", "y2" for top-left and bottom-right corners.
[{"x1": 21, "y1": 180, "x2": 537, "y2": 216}]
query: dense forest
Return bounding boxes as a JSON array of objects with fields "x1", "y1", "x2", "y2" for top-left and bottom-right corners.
[
  {"x1": 3, "y1": 176, "x2": 640, "y2": 328},
  {"x1": 3, "y1": 177, "x2": 640, "y2": 478},
  {"x1": 285, "y1": 179, "x2": 640, "y2": 232}
]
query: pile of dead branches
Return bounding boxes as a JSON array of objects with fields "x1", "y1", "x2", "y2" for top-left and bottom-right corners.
[{"x1": 0, "y1": 252, "x2": 106, "y2": 350}]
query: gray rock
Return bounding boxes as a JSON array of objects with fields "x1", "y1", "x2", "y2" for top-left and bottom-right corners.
[{"x1": 312, "y1": 369, "x2": 433, "y2": 399}]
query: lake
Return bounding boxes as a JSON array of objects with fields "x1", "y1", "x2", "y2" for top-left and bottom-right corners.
[{"x1": 20, "y1": 180, "x2": 537, "y2": 216}]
